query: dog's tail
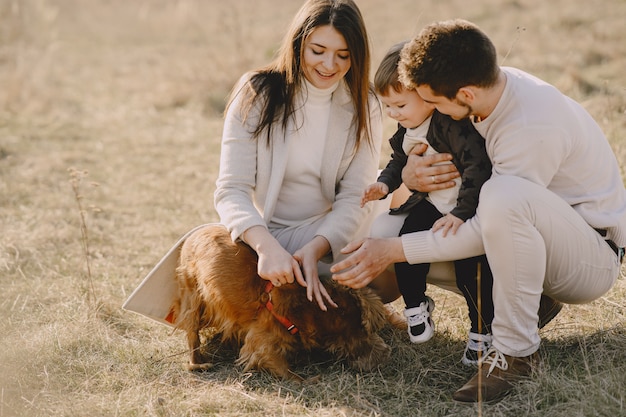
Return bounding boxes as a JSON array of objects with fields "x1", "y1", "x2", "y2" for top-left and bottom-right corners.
[{"x1": 172, "y1": 261, "x2": 204, "y2": 334}]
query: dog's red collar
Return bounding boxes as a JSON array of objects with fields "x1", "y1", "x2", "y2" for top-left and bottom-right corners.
[{"x1": 259, "y1": 281, "x2": 299, "y2": 335}]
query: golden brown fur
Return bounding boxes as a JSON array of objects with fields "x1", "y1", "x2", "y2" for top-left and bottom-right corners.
[{"x1": 172, "y1": 224, "x2": 391, "y2": 380}]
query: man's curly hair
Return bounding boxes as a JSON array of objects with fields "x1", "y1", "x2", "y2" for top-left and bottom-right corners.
[{"x1": 398, "y1": 19, "x2": 499, "y2": 99}]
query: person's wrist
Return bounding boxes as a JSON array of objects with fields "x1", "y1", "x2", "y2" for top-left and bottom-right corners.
[
  {"x1": 390, "y1": 237, "x2": 407, "y2": 263},
  {"x1": 311, "y1": 235, "x2": 331, "y2": 259}
]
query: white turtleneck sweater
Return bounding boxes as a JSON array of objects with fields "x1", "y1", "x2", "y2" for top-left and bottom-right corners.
[{"x1": 271, "y1": 80, "x2": 339, "y2": 226}]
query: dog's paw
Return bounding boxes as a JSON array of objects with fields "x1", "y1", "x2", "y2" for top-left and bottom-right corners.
[
  {"x1": 285, "y1": 369, "x2": 307, "y2": 383},
  {"x1": 302, "y1": 374, "x2": 321, "y2": 385},
  {"x1": 187, "y1": 362, "x2": 214, "y2": 372}
]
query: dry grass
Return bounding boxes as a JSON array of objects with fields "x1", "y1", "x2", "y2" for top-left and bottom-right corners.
[{"x1": 0, "y1": 0, "x2": 625, "y2": 416}]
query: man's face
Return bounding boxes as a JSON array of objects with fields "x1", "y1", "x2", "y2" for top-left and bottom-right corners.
[{"x1": 416, "y1": 85, "x2": 473, "y2": 120}]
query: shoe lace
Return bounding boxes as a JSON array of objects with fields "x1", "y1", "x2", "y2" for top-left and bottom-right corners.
[
  {"x1": 406, "y1": 310, "x2": 429, "y2": 326},
  {"x1": 405, "y1": 301, "x2": 431, "y2": 326},
  {"x1": 480, "y1": 347, "x2": 508, "y2": 376},
  {"x1": 467, "y1": 339, "x2": 485, "y2": 352}
]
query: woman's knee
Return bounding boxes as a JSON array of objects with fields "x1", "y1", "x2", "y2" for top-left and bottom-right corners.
[
  {"x1": 368, "y1": 267, "x2": 401, "y2": 304},
  {"x1": 369, "y1": 212, "x2": 406, "y2": 239}
]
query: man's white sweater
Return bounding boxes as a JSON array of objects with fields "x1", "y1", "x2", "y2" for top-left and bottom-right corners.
[{"x1": 402, "y1": 67, "x2": 626, "y2": 263}]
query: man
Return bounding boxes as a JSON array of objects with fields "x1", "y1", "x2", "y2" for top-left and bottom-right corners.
[{"x1": 331, "y1": 19, "x2": 626, "y2": 402}]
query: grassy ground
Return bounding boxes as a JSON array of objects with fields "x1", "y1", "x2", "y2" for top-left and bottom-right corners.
[{"x1": 1, "y1": 0, "x2": 625, "y2": 416}]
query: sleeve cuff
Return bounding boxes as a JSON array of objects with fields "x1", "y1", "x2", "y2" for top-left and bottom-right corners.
[{"x1": 401, "y1": 232, "x2": 432, "y2": 264}]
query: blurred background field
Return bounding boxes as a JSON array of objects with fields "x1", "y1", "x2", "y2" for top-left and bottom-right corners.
[{"x1": 1, "y1": 1, "x2": 625, "y2": 416}]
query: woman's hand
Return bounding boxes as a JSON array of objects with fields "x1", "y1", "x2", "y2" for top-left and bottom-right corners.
[
  {"x1": 402, "y1": 143, "x2": 460, "y2": 192},
  {"x1": 243, "y1": 226, "x2": 304, "y2": 287},
  {"x1": 257, "y1": 243, "x2": 304, "y2": 286},
  {"x1": 293, "y1": 235, "x2": 337, "y2": 311}
]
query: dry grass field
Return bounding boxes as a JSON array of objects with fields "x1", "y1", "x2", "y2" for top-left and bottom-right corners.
[{"x1": 1, "y1": 0, "x2": 625, "y2": 416}]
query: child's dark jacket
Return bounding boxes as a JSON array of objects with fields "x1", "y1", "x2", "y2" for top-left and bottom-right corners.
[{"x1": 378, "y1": 110, "x2": 492, "y2": 221}]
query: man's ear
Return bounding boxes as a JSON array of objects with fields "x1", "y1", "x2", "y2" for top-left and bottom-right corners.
[{"x1": 456, "y1": 86, "x2": 476, "y2": 103}]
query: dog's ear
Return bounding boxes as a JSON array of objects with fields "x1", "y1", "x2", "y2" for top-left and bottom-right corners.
[{"x1": 357, "y1": 288, "x2": 388, "y2": 332}]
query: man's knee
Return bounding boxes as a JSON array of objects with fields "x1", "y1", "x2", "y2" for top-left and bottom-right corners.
[{"x1": 479, "y1": 176, "x2": 530, "y2": 217}]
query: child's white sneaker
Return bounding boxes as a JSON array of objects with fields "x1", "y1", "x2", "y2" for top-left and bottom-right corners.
[
  {"x1": 404, "y1": 297, "x2": 435, "y2": 343},
  {"x1": 462, "y1": 332, "x2": 492, "y2": 366}
]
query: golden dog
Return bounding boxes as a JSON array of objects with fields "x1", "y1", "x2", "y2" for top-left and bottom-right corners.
[{"x1": 172, "y1": 224, "x2": 391, "y2": 380}]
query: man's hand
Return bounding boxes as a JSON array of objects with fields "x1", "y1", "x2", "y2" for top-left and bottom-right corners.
[
  {"x1": 402, "y1": 143, "x2": 460, "y2": 192},
  {"x1": 330, "y1": 237, "x2": 405, "y2": 289}
]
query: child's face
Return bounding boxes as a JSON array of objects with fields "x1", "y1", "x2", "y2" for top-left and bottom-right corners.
[{"x1": 380, "y1": 86, "x2": 435, "y2": 129}]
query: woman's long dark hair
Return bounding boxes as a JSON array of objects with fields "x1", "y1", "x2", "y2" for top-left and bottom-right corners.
[{"x1": 225, "y1": 0, "x2": 374, "y2": 149}]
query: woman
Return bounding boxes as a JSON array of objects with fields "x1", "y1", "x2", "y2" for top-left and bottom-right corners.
[{"x1": 214, "y1": 0, "x2": 388, "y2": 311}]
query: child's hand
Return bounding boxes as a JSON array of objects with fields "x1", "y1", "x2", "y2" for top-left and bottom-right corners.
[
  {"x1": 360, "y1": 182, "x2": 389, "y2": 207},
  {"x1": 432, "y1": 213, "x2": 464, "y2": 237}
]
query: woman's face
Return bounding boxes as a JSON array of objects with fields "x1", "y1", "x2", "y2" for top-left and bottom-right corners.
[{"x1": 302, "y1": 25, "x2": 351, "y2": 89}]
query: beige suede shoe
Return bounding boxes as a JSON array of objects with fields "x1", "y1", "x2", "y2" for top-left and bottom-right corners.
[
  {"x1": 452, "y1": 347, "x2": 539, "y2": 403},
  {"x1": 538, "y1": 294, "x2": 563, "y2": 329}
]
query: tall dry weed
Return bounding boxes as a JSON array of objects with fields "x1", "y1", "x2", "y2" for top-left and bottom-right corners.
[{"x1": 68, "y1": 167, "x2": 100, "y2": 308}]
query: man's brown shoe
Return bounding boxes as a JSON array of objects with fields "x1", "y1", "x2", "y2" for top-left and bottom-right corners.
[
  {"x1": 452, "y1": 348, "x2": 538, "y2": 403},
  {"x1": 384, "y1": 304, "x2": 408, "y2": 331},
  {"x1": 538, "y1": 294, "x2": 563, "y2": 329}
]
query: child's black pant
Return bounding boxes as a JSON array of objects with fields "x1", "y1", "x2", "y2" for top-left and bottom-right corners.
[{"x1": 395, "y1": 199, "x2": 494, "y2": 334}]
